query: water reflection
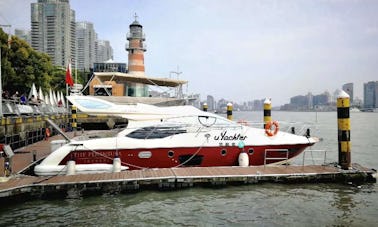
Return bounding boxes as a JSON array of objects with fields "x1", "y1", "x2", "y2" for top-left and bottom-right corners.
[{"x1": 331, "y1": 186, "x2": 356, "y2": 226}]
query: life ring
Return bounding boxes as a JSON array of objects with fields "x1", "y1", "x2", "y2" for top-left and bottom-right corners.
[
  {"x1": 237, "y1": 119, "x2": 249, "y2": 126},
  {"x1": 265, "y1": 121, "x2": 279, "y2": 136},
  {"x1": 45, "y1": 128, "x2": 51, "y2": 140}
]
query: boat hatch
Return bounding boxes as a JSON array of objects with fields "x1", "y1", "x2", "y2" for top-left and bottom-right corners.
[
  {"x1": 126, "y1": 126, "x2": 187, "y2": 139},
  {"x1": 179, "y1": 155, "x2": 204, "y2": 166}
]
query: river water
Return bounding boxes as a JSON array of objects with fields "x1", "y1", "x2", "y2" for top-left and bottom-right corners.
[{"x1": 0, "y1": 111, "x2": 377, "y2": 226}]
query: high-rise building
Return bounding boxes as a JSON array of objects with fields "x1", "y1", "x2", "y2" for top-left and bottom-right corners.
[
  {"x1": 14, "y1": 29, "x2": 31, "y2": 45},
  {"x1": 96, "y1": 40, "x2": 113, "y2": 62},
  {"x1": 31, "y1": 0, "x2": 76, "y2": 67},
  {"x1": 363, "y1": 81, "x2": 378, "y2": 109},
  {"x1": 342, "y1": 83, "x2": 354, "y2": 104},
  {"x1": 206, "y1": 95, "x2": 215, "y2": 111},
  {"x1": 313, "y1": 91, "x2": 330, "y2": 106},
  {"x1": 307, "y1": 92, "x2": 313, "y2": 109},
  {"x1": 76, "y1": 21, "x2": 96, "y2": 71},
  {"x1": 253, "y1": 99, "x2": 264, "y2": 111},
  {"x1": 290, "y1": 95, "x2": 308, "y2": 108}
]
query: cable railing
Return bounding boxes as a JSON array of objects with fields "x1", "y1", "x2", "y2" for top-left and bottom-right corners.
[
  {"x1": 301, "y1": 148, "x2": 328, "y2": 166},
  {"x1": 2, "y1": 99, "x2": 68, "y2": 117},
  {"x1": 3, "y1": 128, "x2": 47, "y2": 151},
  {"x1": 262, "y1": 147, "x2": 328, "y2": 168},
  {"x1": 264, "y1": 149, "x2": 289, "y2": 167},
  {"x1": 235, "y1": 119, "x2": 319, "y2": 137}
]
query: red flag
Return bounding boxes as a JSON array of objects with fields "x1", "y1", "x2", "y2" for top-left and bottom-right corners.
[{"x1": 65, "y1": 62, "x2": 74, "y2": 87}]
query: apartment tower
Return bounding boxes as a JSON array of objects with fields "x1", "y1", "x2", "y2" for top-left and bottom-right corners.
[
  {"x1": 96, "y1": 40, "x2": 113, "y2": 62},
  {"x1": 76, "y1": 21, "x2": 96, "y2": 71},
  {"x1": 31, "y1": 0, "x2": 76, "y2": 67},
  {"x1": 364, "y1": 81, "x2": 378, "y2": 109},
  {"x1": 342, "y1": 83, "x2": 354, "y2": 104}
]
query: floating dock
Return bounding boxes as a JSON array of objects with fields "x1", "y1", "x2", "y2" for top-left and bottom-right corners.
[
  {"x1": 0, "y1": 163, "x2": 376, "y2": 201},
  {"x1": 0, "y1": 132, "x2": 376, "y2": 202}
]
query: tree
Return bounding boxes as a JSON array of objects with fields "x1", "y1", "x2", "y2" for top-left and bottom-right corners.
[{"x1": 1, "y1": 28, "x2": 66, "y2": 96}]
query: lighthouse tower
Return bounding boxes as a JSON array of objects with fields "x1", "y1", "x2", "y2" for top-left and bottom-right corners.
[{"x1": 126, "y1": 14, "x2": 147, "y2": 76}]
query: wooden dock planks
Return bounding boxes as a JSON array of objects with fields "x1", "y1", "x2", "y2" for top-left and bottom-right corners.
[
  {"x1": 0, "y1": 163, "x2": 375, "y2": 201},
  {"x1": 1, "y1": 132, "x2": 76, "y2": 176}
]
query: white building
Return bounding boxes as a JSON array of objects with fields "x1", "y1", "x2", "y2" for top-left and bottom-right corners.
[
  {"x1": 76, "y1": 21, "x2": 96, "y2": 71},
  {"x1": 206, "y1": 95, "x2": 215, "y2": 111},
  {"x1": 342, "y1": 83, "x2": 354, "y2": 104},
  {"x1": 364, "y1": 81, "x2": 378, "y2": 109},
  {"x1": 96, "y1": 40, "x2": 113, "y2": 62},
  {"x1": 31, "y1": 0, "x2": 76, "y2": 67},
  {"x1": 14, "y1": 29, "x2": 31, "y2": 45}
]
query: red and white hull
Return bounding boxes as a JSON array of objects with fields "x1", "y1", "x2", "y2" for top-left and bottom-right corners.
[
  {"x1": 35, "y1": 125, "x2": 317, "y2": 175},
  {"x1": 34, "y1": 97, "x2": 318, "y2": 176},
  {"x1": 55, "y1": 144, "x2": 309, "y2": 170}
]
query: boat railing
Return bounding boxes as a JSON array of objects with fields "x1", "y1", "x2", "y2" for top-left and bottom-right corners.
[
  {"x1": 264, "y1": 149, "x2": 289, "y2": 167},
  {"x1": 264, "y1": 148, "x2": 328, "y2": 168},
  {"x1": 235, "y1": 120, "x2": 318, "y2": 137},
  {"x1": 278, "y1": 121, "x2": 319, "y2": 137},
  {"x1": 241, "y1": 121, "x2": 263, "y2": 128},
  {"x1": 301, "y1": 148, "x2": 328, "y2": 166}
]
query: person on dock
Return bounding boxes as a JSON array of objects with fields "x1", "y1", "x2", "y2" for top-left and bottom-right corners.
[
  {"x1": 20, "y1": 93, "x2": 27, "y2": 104},
  {"x1": 4, "y1": 159, "x2": 11, "y2": 177},
  {"x1": 11, "y1": 91, "x2": 19, "y2": 102},
  {"x1": 2, "y1": 90, "x2": 10, "y2": 100}
]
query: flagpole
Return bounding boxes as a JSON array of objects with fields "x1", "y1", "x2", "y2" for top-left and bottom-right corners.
[
  {"x1": 65, "y1": 59, "x2": 74, "y2": 110},
  {"x1": 66, "y1": 83, "x2": 69, "y2": 110}
]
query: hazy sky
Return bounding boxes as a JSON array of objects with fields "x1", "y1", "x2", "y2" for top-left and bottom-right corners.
[{"x1": 1, "y1": 0, "x2": 377, "y2": 105}]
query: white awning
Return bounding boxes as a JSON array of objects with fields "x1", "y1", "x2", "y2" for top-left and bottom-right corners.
[{"x1": 93, "y1": 72, "x2": 187, "y2": 87}]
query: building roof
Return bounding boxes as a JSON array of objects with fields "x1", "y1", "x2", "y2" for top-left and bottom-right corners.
[
  {"x1": 130, "y1": 20, "x2": 142, "y2": 27},
  {"x1": 93, "y1": 72, "x2": 187, "y2": 87}
]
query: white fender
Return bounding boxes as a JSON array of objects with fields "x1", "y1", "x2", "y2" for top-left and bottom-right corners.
[
  {"x1": 113, "y1": 157, "x2": 121, "y2": 173},
  {"x1": 238, "y1": 152, "x2": 249, "y2": 167},
  {"x1": 66, "y1": 160, "x2": 76, "y2": 175}
]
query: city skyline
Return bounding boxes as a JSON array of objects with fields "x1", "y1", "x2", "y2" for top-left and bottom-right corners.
[{"x1": 1, "y1": 0, "x2": 378, "y2": 105}]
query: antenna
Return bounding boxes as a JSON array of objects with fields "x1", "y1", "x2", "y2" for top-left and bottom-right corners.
[{"x1": 170, "y1": 65, "x2": 182, "y2": 79}]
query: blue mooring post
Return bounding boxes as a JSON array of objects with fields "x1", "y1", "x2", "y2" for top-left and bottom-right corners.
[{"x1": 337, "y1": 90, "x2": 351, "y2": 170}]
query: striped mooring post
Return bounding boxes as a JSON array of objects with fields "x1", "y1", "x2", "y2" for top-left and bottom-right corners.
[
  {"x1": 71, "y1": 105, "x2": 77, "y2": 133},
  {"x1": 337, "y1": 90, "x2": 351, "y2": 169},
  {"x1": 227, "y1": 103, "x2": 233, "y2": 120},
  {"x1": 263, "y1": 98, "x2": 272, "y2": 128},
  {"x1": 203, "y1": 103, "x2": 208, "y2": 112}
]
